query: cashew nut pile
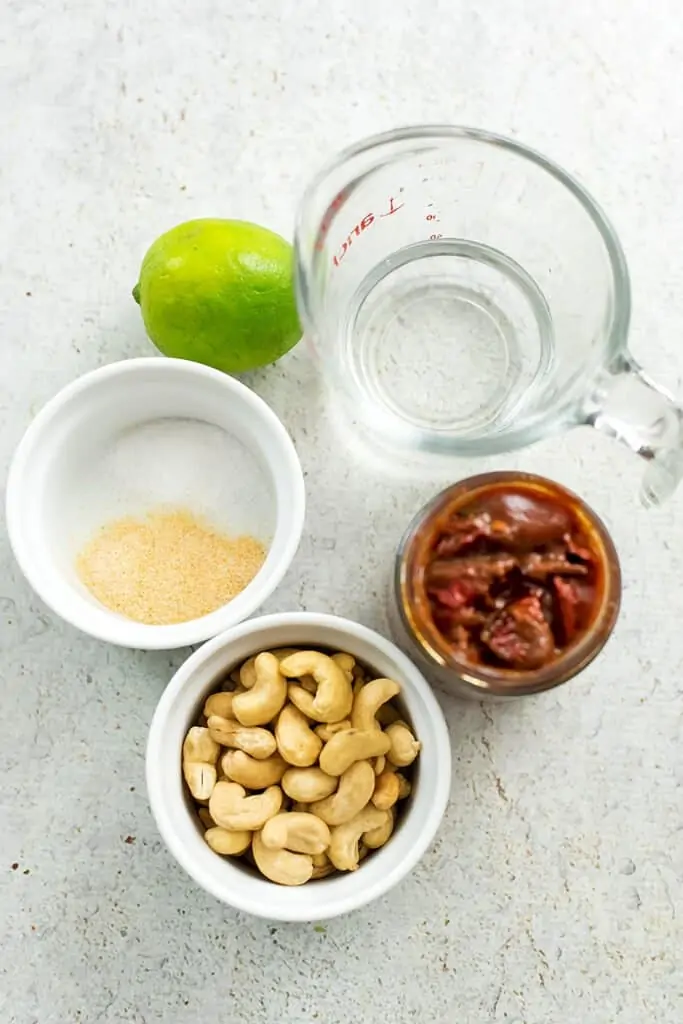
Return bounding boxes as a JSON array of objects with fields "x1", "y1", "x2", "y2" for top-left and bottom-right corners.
[{"x1": 181, "y1": 648, "x2": 421, "y2": 885}]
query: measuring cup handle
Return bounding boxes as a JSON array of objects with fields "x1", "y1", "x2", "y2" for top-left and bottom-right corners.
[{"x1": 585, "y1": 354, "x2": 683, "y2": 506}]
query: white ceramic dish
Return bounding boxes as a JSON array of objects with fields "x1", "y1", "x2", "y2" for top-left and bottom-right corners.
[
  {"x1": 146, "y1": 612, "x2": 452, "y2": 921},
  {"x1": 6, "y1": 358, "x2": 305, "y2": 649}
]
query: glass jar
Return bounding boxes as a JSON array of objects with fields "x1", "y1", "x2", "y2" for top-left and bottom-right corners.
[{"x1": 390, "y1": 472, "x2": 621, "y2": 699}]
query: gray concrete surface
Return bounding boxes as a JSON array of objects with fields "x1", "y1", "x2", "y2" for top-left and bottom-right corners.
[{"x1": 1, "y1": 1, "x2": 682, "y2": 1021}]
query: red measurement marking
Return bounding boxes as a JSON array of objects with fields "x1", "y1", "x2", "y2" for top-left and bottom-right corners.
[
  {"x1": 332, "y1": 213, "x2": 375, "y2": 266},
  {"x1": 425, "y1": 214, "x2": 437, "y2": 221},
  {"x1": 331, "y1": 196, "x2": 404, "y2": 266},
  {"x1": 314, "y1": 189, "x2": 350, "y2": 252},
  {"x1": 430, "y1": 233, "x2": 443, "y2": 240},
  {"x1": 379, "y1": 196, "x2": 404, "y2": 217}
]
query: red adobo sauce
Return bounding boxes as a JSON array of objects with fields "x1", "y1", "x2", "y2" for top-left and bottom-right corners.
[{"x1": 416, "y1": 482, "x2": 605, "y2": 671}]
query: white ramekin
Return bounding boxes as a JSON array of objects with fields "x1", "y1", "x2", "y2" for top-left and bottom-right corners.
[
  {"x1": 146, "y1": 612, "x2": 452, "y2": 922},
  {"x1": 6, "y1": 358, "x2": 305, "y2": 649}
]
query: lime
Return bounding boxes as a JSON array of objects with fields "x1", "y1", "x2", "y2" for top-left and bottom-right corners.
[{"x1": 133, "y1": 219, "x2": 302, "y2": 373}]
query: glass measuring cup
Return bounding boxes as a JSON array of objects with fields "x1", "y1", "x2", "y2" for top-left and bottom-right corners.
[{"x1": 294, "y1": 126, "x2": 683, "y2": 505}]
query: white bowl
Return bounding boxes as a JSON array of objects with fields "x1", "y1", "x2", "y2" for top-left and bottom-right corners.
[
  {"x1": 6, "y1": 358, "x2": 305, "y2": 648},
  {"x1": 146, "y1": 612, "x2": 452, "y2": 921}
]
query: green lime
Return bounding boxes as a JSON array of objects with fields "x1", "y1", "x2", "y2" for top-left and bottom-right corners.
[{"x1": 132, "y1": 219, "x2": 302, "y2": 373}]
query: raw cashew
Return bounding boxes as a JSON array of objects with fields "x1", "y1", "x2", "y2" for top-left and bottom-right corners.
[
  {"x1": 319, "y1": 728, "x2": 390, "y2": 777},
  {"x1": 221, "y1": 750, "x2": 288, "y2": 789},
  {"x1": 364, "y1": 808, "x2": 394, "y2": 849},
  {"x1": 275, "y1": 704, "x2": 323, "y2": 767},
  {"x1": 385, "y1": 722, "x2": 421, "y2": 767},
  {"x1": 287, "y1": 684, "x2": 318, "y2": 719},
  {"x1": 252, "y1": 830, "x2": 313, "y2": 886},
  {"x1": 182, "y1": 727, "x2": 220, "y2": 765},
  {"x1": 281, "y1": 766, "x2": 338, "y2": 803},
  {"x1": 207, "y1": 716, "x2": 277, "y2": 760},
  {"x1": 261, "y1": 812, "x2": 331, "y2": 855},
  {"x1": 239, "y1": 657, "x2": 258, "y2": 689},
  {"x1": 310, "y1": 760, "x2": 376, "y2": 825},
  {"x1": 351, "y1": 678, "x2": 401, "y2": 732},
  {"x1": 209, "y1": 782, "x2": 282, "y2": 831},
  {"x1": 396, "y1": 773, "x2": 412, "y2": 800},
  {"x1": 280, "y1": 651, "x2": 353, "y2": 724},
  {"x1": 183, "y1": 761, "x2": 217, "y2": 801},
  {"x1": 232, "y1": 653, "x2": 287, "y2": 727},
  {"x1": 314, "y1": 720, "x2": 351, "y2": 743},
  {"x1": 373, "y1": 755, "x2": 386, "y2": 775},
  {"x1": 203, "y1": 692, "x2": 237, "y2": 720},
  {"x1": 332, "y1": 652, "x2": 355, "y2": 683},
  {"x1": 204, "y1": 827, "x2": 252, "y2": 856},
  {"x1": 311, "y1": 853, "x2": 335, "y2": 879},
  {"x1": 371, "y1": 770, "x2": 400, "y2": 810},
  {"x1": 239, "y1": 648, "x2": 300, "y2": 688},
  {"x1": 272, "y1": 647, "x2": 302, "y2": 660},
  {"x1": 328, "y1": 806, "x2": 388, "y2": 871}
]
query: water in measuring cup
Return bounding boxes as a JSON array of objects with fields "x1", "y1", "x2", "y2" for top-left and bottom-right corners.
[{"x1": 340, "y1": 239, "x2": 554, "y2": 444}]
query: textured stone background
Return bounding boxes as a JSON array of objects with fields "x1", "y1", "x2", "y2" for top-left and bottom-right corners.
[{"x1": 1, "y1": 1, "x2": 682, "y2": 1021}]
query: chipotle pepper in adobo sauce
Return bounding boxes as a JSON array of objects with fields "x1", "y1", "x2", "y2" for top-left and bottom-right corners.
[{"x1": 412, "y1": 479, "x2": 611, "y2": 672}]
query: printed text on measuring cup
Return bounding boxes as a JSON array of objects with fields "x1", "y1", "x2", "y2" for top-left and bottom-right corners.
[{"x1": 328, "y1": 196, "x2": 405, "y2": 267}]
